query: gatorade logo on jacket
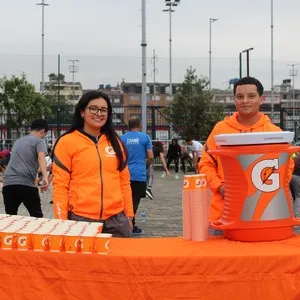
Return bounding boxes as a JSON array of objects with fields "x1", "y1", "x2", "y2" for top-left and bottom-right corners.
[{"x1": 105, "y1": 146, "x2": 116, "y2": 157}]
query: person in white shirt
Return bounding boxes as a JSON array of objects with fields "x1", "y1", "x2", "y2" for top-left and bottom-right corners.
[{"x1": 185, "y1": 138, "x2": 203, "y2": 174}]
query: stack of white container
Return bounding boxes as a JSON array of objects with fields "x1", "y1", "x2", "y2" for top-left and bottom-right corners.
[{"x1": 0, "y1": 214, "x2": 112, "y2": 254}]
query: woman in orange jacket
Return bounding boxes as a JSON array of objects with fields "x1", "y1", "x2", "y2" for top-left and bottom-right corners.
[{"x1": 52, "y1": 91, "x2": 134, "y2": 237}]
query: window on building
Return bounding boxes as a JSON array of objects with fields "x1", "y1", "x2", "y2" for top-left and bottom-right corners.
[
  {"x1": 129, "y1": 95, "x2": 140, "y2": 101},
  {"x1": 128, "y1": 85, "x2": 136, "y2": 93},
  {"x1": 154, "y1": 86, "x2": 161, "y2": 94},
  {"x1": 151, "y1": 95, "x2": 160, "y2": 101}
]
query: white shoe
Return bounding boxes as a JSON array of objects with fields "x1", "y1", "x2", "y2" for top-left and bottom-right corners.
[
  {"x1": 175, "y1": 174, "x2": 179, "y2": 180},
  {"x1": 161, "y1": 172, "x2": 166, "y2": 178}
]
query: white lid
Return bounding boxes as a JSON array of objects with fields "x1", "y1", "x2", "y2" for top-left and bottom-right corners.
[{"x1": 214, "y1": 131, "x2": 294, "y2": 146}]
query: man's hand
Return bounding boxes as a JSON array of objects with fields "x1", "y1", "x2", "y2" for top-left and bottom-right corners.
[{"x1": 39, "y1": 175, "x2": 49, "y2": 193}]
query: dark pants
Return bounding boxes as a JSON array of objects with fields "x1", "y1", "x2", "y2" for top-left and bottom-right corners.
[
  {"x1": 2, "y1": 185, "x2": 43, "y2": 218},
  {"x1": 167, "y1": 157, "x2": 179, "y2": 173},
  {"x1": 181, "y1": 153, "x2": 193, "y2": 173},
  {"x1": 130, "y1": 181, "x2": 146, "y2": 227},
  {"x1": 68, "y1": 211, "x2": 132, "y2": 238}
]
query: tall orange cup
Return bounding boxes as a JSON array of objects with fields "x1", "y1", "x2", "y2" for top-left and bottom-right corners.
[
  {"x1": 182, "y1": 175, "x2": 192, "y2": 240},
  {"x1": 190, "y1": 174, "x2": 209, "y2": 241}
]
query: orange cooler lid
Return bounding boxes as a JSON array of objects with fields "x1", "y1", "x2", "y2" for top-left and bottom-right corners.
[{"x1": 214, "y1": 131, "x2": 294, "y2": 146}]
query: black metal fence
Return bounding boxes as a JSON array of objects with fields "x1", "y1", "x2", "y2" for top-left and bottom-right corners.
[{"x1": 0, "y1": 105, "x2": 299, "y2": 150}]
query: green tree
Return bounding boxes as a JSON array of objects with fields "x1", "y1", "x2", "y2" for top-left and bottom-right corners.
[
  {"x1": 165, "y1": 67, "x2": 225, "y2": 140},
  {"x1": 0, "y1": 74, "x2": 52, "y2": 136}
]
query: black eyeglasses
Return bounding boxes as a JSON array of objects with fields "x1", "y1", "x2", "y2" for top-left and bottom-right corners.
[{"x1": 86, "y1": 106, "x2": 109, "y2": 116}]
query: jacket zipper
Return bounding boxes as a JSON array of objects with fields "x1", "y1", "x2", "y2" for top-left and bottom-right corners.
[{"x1": 96, "y1": 144, "x2": 104, "y2": 219}]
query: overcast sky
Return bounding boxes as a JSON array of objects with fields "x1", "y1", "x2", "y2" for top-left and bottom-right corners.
[{"x1": 1, "y1": 0, "x2": 300, "y2": 91}]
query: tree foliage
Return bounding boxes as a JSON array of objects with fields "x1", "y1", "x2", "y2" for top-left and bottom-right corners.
[
  {"x1": 165, "y1": 67, "x2": 225, "y2": 141},
  {"x1": 0, "y1": 74, "x2": 52, "y2": 132}
]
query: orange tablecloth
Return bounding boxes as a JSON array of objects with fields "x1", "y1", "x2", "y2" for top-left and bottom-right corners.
[{"x1": 1, "y1": 235, "x2": 300, "y2": 300}]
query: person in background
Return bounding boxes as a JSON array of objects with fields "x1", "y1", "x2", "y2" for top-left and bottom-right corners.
[
  {"x1": 52, "y1": 91, "x2": 133, "y2": 238},
  {"x1": 290, "y1": 152, "x2": 300, "y2": 217},
  {"x1": 146, "y1": 141, "x2": 170, "y2": 200},
  {"x1": 0, "y1": 150, "x2": 11, "y2": 182},
  {"x1": 185, "y1": 138, "x2": 203, "y2": 174},
  {"x1": 121, "y1": 117, "x2": 153, "y2": 236},
  {"x1": 180, "y1": 150, "x2": 194, "y2": 174},
  {"x1": 36, "y1": 145, "x2": 53, "y2": 203},
  {"x1": 2, "y1": 119, "x2": 49, "y2": 217},
  {"x1": 198, "y1": 76, "x2": 294, "y2": 235},
  {"x1": 165, "y1": 138, "x2": 181, "y2": 180}
]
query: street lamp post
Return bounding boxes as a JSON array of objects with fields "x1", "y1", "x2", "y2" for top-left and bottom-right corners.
[
  {"x1": 68, "y1": 59, "x2": 79, "y2": 101},
  {"x1": 240, "y1": 47, "x2": 254, "y2": 77},
  {"x1": 141, "y1": 0, "x2": 147, "y2": 133},
  {"x1": 271, "y1": 0, "x2": 274, "y2": 120},
  {"x1": 36, "y1": 0, "x2": 49, "y2": 95},
  {"x1": 287, "y1": 64, "x2": 299, "y2": 120},
  {"x1": 163, "y1": 0, "x2": 180, "y2": 99},
  {"x1": 209, "y1": 18, "x2": 218, "y2": 90},
  {"x1": 239, "y1": 52, "x2": 242, "y2": 78}
]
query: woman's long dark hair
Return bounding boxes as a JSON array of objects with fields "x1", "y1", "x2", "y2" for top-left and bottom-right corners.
[{"x1": 52, "y1": 91, "x2": 127, "y2": 171}]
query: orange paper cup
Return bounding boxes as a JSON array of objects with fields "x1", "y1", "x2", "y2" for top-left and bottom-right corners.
[
  {"x1": 64, "y1": 234, "x2": 82, "y2": 253},
  {"x1": 1, "y1": 230, "x2": 17, "y2": 250},
  {"x1": 95, "y1": 233, "x2": 112, "y2": 255},
  {"x1": 80, "y1": 235, "x2": 95, "y2": 254},
  {"x1": 16, "y1": 230, "x2": 32, "y2": 251},
  {"x1": 32, "y1": 232, "x2": 49, "y2": 252},
  {"x1": 48, "y1": 232, "x2": 64, "y2": 252}
]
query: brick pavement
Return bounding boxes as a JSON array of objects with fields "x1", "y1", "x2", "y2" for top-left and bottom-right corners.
[{"x1": 0, "y1": 169, "x2": 185, "y2": 237}]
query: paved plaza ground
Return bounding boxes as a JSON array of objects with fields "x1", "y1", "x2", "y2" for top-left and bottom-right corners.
[{"x1": 0, "y1": 169, "x2": 185, "y2": 237}]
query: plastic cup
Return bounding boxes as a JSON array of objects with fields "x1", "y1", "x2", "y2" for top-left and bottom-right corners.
[{"x1": 95, "y1": 233, "x2": 112, "y2": 255}]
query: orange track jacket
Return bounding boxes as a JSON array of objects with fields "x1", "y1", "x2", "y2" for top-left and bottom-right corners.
[
  {"x1": 52, "y1": 130, "x2": 134, "y2": 220},
  {"x1": 198, "y1": 112, "x2": 294, "y2": 222}
]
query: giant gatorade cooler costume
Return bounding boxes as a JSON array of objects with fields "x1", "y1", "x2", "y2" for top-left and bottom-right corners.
[{"x1": 209, "y1": 131, "x2": 300, "y2": 242}]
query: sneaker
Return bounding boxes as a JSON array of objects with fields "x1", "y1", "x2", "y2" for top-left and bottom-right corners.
[
  {"x1": 132, "y1": 226, "x2": 144, "y2": 236},
  {"x1": 161, "y1": 172, "x2": 166, "y2": 178},
  {"x1": 146, "y1": 189, "x2": 154, "y2": 200},
  {"x1": 175, "y1": 174, "x2": 179, "y2": 180}
]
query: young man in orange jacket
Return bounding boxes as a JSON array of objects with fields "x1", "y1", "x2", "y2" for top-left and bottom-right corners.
[{"x1": 198, "y1": 76, "x2": 294, "y2": 235}]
